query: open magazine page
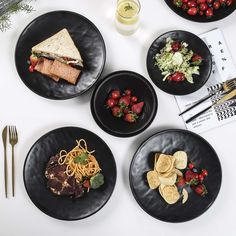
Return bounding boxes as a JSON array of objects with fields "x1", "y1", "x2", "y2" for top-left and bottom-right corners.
[{"x1": 176, "y1": 28, "x2": 236, "y2": 133}]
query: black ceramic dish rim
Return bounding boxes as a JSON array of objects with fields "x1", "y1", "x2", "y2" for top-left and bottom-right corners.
[
  {"x1": 164, "y1": 0, "x2": 236, "y2": 23},
  {"x1": 129, "y1": 128, "x2": 222, "y2": 223},
  {"x1": 146, "y1": 29, "x2": 213, "y2": 96},
  {"x1": 23, "y1": 126, "x2": 117, "y2": 221},
  {"x1": 15, "y1": 10, "x2": 106, "y2": 100},
  {"x1": 90, "y1": 70, "x2": 158, "y2": 138}
]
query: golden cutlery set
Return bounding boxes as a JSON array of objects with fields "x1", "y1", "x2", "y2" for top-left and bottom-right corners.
[{"x1": 2, "y1": 126, "x2": 18, "y2": 198}]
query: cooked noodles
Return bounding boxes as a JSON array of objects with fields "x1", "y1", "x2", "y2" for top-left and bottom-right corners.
[{"x1": 58, "y1": 139, "x2": 101, "y2": 183}]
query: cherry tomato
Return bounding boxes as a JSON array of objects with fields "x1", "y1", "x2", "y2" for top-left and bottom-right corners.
[
  {"x1": 199, "y1": 3, "x2": 209, "y2": 11},
  {"x1": 187, "y1": 0, "x2": 198, "y2": 8},
  {"x1": 188, "y1": 162, "x2": 195, "y2": 169},
  {"x1": 131, "y1": 96, "x2": 138, "y2": 103},
  {"x1": 213, "y1": 1, "x2": 221, "y2": 9},
  {"x1": 201, "y1": 169, "x2": 208, "y2": 177},
  {"x1": 106, "y1": 98, "x2": 116, "y2": 108},
  {"x1": 205, "y1": 7, "x2": 213, "y2": 17},
  {"x1": 219, "y1": 0, "x2": 227, "y2": 5},
  {"x1": 83, "y1": 180, "x2": 90, "y2": 188},
  {"x1": 197, "y1": 0, "x2": 206, "y2": 3},
  {"x1": 171, "y1": 72, "x2": 185, "y2": 82},
  {"x1": 187, "y1": 7, "x2": 198, "y2": 15},
  {"x1": 29, "y1": 55, "x2": 38, "y2": 67},
  {"x1": 111, "y1": 90, "x2": 121, "y2": 99},
  {"x1": 171, "y1": 41, "x2": 181, "y2": 52},
  {"x1": 226, "y1": 0, "x2": 233, "y2": 6},
  {"x1": 198, "y1": 174, "x2": 204, "y2": 182},
  {"x1": 124, "y1": 89, "x2": 132, "y2": 96},
  {"x1": 29, "y1": 65, "x2": 34, "y2": 73}
]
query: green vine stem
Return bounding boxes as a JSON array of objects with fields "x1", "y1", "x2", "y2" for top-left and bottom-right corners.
[{"x1": 0, "y1": 0, "x2": 34, "y2": 31}]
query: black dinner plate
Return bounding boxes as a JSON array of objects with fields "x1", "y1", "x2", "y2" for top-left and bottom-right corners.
[
  {"x1": 15, "y1": 11, "x2": 106, "y2": 100},
  {"x1": 129, "y1": 129, "x2": 222, "y2": 222},
  {"x1": 23, "y1": 127, "x2": 116, "y2": 220},
  {"x1": 147, "y1": 30, "x2": 212, "y2": 95},
  {"x1": 90, "y1": 71, "x2": 158, "y2": 137},
  {"x1": 164, "y1": 0, "x2": 236, "y2": 22}
]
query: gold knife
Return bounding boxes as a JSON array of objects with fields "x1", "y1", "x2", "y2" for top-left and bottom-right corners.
[
  {"x1": 186, "y1": 88, "x2": 236, "y2": 124},
  {"x1": 2, "y1": 126, "x2": 8, "y2": 198}
]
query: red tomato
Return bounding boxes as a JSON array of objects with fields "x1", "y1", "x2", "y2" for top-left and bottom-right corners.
[
  {"x1": 226, "y1": 0, "x2": 233, "y2": 5},
  {"x1": 124, "y1": 89, "x2": 132, "y2": 96},
  {"x1": 219, "y1": 0, "x2": 227, "y2": 5},
  {"x1": 199, "y1": 2, "x2": 209, "y2": 11},
  {"x1": 83, "y1": 180, "x2": 90, "y2": 188},
  {"x1": 29, "y1": 55, "x2": 38, "y2": 67},
  {"x1": 188, "y1": 162, "x2": 195, "y2": 169},
  {"x1": 106, "y1": 98, "x2": 116, "y2": 108},
  {"x1": 205, "y1": 7, "x2": 213, "y2": 17},
  {"x1": 171, "y1": 72, "x2": 185, "y2": 82},
  {"x1": 29, "y1": 65, "x2": 34, "y2": 73},
  {"x1": 171, "y1": 41, "x2": 181, "y2": 52},
  {"x1": 197, "y1": 0, "x2": 206, "y2": 3},
  {"x1": 213, "y1": 1, "x2": 221, "y2": 9},
  {"x1": 201, "y1": 169, "x2": 208, "y2": 177},
  {"x1": 111, "y1": 90, "x2": 121, "y2": 99},
  {"x1": 198, "y1": 174, "x2": 204, "y2": 182},
  {"x1": 187, "y1": 7, "x2": 198, "y2": 15},
  {"x1": 131, "y1": 96, "x2": 138, "y2": 103},
  {"x1": 187, "y1": 0, "x2": 198, "y2": 8}
]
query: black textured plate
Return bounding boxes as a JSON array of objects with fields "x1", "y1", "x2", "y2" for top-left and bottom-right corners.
[
  {"x1": 23, "y1": 127, "x2": 116, "y2": 220},
  {"x1": 147, "y1": 30, "x2": 212, "y2": 95},
  {"x1": 90, "y1": 71, "x2": 158, "y2": 137},
  {"x1": 15, "y1": 11, "x2": 106, "y2": 100},
  {"x1": 129, "y1": 129, "x2": 222, "y2": 222},
  {"x1": 164, "y1": 0, "x2": 236, "y2": 22}
]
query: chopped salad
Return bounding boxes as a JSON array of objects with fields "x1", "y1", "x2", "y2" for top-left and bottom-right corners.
[{"x1": 154, "y1": 37, "x2": 203, "y2": 84}]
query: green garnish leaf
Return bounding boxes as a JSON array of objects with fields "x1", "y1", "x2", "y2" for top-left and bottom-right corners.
[
  {"x1": 90, "y1": 173, "x2": 104, "y2": 189},
  {"x1": 124, "y1": 3, "x2": 133, "y2": 11},
  {"x1": 74, "y1": 152, "x2": 88, "y2": 165}
]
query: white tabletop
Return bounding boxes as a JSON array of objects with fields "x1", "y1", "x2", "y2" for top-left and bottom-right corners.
[{"x1": 1, "y1": 0, "x2": 236, "y2": 235}]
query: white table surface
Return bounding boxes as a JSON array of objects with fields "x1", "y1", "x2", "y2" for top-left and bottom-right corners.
[{"x1": 1, "y1": 0, "x2": 236, "y2": 235}]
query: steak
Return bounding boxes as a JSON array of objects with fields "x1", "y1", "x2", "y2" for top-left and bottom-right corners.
[{"x1": 45, "y1": 154, "x2": 84, "y2": 198}]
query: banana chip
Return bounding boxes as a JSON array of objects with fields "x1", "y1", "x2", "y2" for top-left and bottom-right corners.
[
  {"x1": 182, "y1": 188, "x2": 188, "y2": 204},
  {"x1": 173, "y1": 151, "x2": 187, "y2": 170},
  {"x1": 147, "y1": 150, "x2": 188, "y2": 205},
  {"x1": 160, "y1": 185, "x2": 180, "y2": 205},
  {"x1": 155, "y1": 154, "x2": 172, "y2": 173},
  {"x1": 158, "y1": 172, "x2": 177, "y2": 186},
  {"x1": 147, "y1": 171, "x2": 160, "y2": 189}
]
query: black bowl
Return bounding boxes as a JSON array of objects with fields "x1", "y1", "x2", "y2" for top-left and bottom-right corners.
[
  {"x1": 129, "y1": 129, "x2": 222, "y2": 222},
  {"x1": 15, "y1": 11, "x2": 106, "y2": 100},
  {"x1": 23, "y1": 127, "x2": 117, "y2": 220},
  {"x1": 90, "y1": 71, "x2": 158, "y2": 137},
  {"x1": 164, "y1": 0, "x2": 236, "y2": 22},
  {"x1": 147, "y1": 30, "x2": 212, "y2": 96}
]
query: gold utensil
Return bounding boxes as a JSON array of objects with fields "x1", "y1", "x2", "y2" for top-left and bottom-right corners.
[
  {"x1": 9, "y1": 126, "x2": 18, "y2": 197},
  {"x1": 2, "y1": 126, "x2": 8, "y2": 198},
  {"x1": 186, "y1": 88, "x2": 236, "y2": 124},
  {"x1": 179, "y1": 78, "x2": 236, "y2": 116}
]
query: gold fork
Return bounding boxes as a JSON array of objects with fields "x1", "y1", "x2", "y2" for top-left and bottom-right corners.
[
  {"x1": 9, "y1": 126, "x2": 18, "y2": 197},
  {"x1": 179, "y1": 78, "x2": 236, "y2": 116}
]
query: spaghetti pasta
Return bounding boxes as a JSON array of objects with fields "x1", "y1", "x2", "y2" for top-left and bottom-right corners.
[{"x1": 58, "y1": 139, "x2": 101, "y2": 183}]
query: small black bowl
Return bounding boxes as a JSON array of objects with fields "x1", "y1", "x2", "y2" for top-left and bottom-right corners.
[
  {"x1": 147, "y1": 30, "x2": 212, "y2": 96},
  {"x1": 164, "y1": 0, "x2": 236, "y2": 23},
  {"x1": 90, "y1": 71, "x2": 158, "y2": 137}
]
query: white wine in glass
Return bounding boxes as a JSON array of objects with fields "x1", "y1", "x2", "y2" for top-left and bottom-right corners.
[{"x1": 115, "y1": 0, "x2": 141, "y2": 35}]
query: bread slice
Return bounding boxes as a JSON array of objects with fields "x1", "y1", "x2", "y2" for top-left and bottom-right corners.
[{"x1": 32, "y1": 28, "x2": 83, "y2": 67}]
